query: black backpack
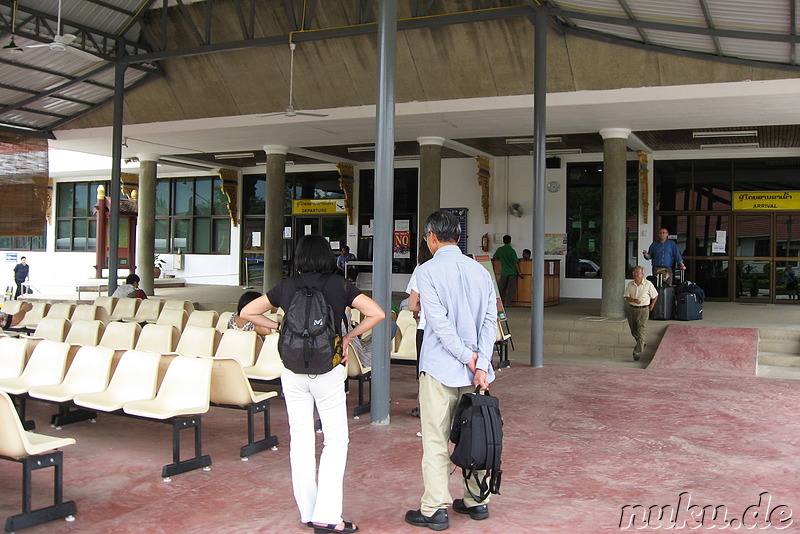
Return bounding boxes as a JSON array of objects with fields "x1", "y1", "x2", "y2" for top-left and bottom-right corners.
[
  {"x1": 278, "y1": 273, "x2": 343, "y2": 374},
  {"x1": 449, "y1": 387, "x2": 503, "y2": 503}
]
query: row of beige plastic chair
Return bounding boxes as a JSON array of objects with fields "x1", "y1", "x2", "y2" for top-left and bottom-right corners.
[
  {"x1": 0, "y1": 335, "x2": 278, "y2": 469},
  {"x1": 0, "y1": 390, "x2": 77, "y2": 531}
]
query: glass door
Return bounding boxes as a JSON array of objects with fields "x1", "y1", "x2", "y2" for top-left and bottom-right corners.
[{"x1": 734, "y1": 214, "x2": 772, "y2": 301}]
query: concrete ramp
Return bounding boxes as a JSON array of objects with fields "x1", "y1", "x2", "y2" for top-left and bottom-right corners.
[{"x1": 648, "y1": 324, "x2": 759, "y2": 376}]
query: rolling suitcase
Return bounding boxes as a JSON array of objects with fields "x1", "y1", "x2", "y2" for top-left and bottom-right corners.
[
  {"x1": 676, "y1": 292, "x2": 703, "y2": 321},
  {"x1": 650, "y1": 286, "x2": 674, "y2": 320}
]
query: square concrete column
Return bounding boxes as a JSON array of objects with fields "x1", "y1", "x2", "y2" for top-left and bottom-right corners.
[
  {"x1": 136, "y1": 153, "x2": 158, "y2": 295},
  {"x1": 599, "y1": 128, "x2": 631, "y2": 319},
  {"x1": 417, "y1": 137, "x2": 445, "y2": 242},
  {"x1": 264, "y1": 145, "x2": 288, "y2": 293}
]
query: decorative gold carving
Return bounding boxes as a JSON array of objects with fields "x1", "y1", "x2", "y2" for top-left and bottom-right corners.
[
  {"x1": 38, "y1": 178, "x2": 53, "y2": 224},
  {"x1": 218, "y1": 168, "x2": 240, "y2": 227},
  {"x1": 638, "y1": 151, "x2": 649, "y2": 224},
  {"x1": 476, "y1": 156, "x2": 491, "y2": 223},
  {"x1": 121, "y1": 172, "x2": 139, "y2": 200},
  {"x1": 336, "y1": 163, "x2": 355, "y2": 225}
]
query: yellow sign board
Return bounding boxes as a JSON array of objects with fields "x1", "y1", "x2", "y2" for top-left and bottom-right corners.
[
  {"x1": 292, "y1": 199, "x2": 346, "y2": 215},
  {"x1": 733, "y1": 191, "x2": 800, "y2": 210}
]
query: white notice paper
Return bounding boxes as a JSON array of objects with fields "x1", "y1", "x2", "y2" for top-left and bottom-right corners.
[
  {"x1": 716, "y1": 230, "x2": 727, "y2": 243},
  {"x1": 304, "y1": 225, "x2": 312, "y2": 236},
  {"x1": 712, "y1": 242, "x2": 726, "y2": 253},
  {"x1": 252, "y1": 231, "x2": 261, "y2": 247}
]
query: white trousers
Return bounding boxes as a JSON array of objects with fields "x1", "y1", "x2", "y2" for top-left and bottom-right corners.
[{"x1": 281, "y1": 365, "x2": 349, "y2": 525}]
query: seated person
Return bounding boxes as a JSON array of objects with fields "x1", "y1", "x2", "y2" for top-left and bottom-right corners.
[
  {"x1": 112, "y1": 274, "x2": 147, "y2": 299},
  {"x1": 336, "y1": 245, "x2": 358, "y2": 281},
  {"x1": 0, "y1": 301, "x2": 32, "y2": 330},
  {"x1": 522, "y1": 248, "x2": 532, "y2": 260},
  {"x1": 229, "y1": 291, "x2": 273, "y2": 335}
]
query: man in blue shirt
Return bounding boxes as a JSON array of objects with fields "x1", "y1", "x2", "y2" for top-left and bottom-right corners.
[
  {"x1": 642, "y1": 228, "x2": 685, "y2": 286},
  {"x1": 336, "y1": 245, "x2": 357, "y2": 282},
  {"x1": 405, "y1": 210, "x2": 497, "y2": 531}
]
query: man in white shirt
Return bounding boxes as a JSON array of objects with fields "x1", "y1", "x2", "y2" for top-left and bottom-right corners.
[
  {"x1": 405, "y1": 210, "x2": 498, "y2": 531},
  {"x1": 623, "y1": 265, "x2": 659, "y2": 361}
]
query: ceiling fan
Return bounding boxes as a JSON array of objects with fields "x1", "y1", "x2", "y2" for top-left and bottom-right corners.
[
  {"x1": 263, "y1": 43, "x2": 328, "y2": 118},
  {"x1": 2, "y1": 0, "x2": 102, "y2": 62}
]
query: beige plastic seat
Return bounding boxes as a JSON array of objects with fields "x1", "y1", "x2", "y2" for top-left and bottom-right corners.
[
  {"x1": 349, "y1": 308, "x2": 362, "y2": 325},
  {"x1": 98, "y1": 321, "x2": 141, "y2": 351},
  {"x1": 171, "y1": 326, "x2": 220, "y2": 358},
  {"x1": 244, "y1": 333, "x2": 284, "y2": 381},
  {"x1": 162, "y1": 299, "x2": 195, "y2": 316},
  {"x1": 391, "y1": 310, "x2": 418, "y2": 361},
  {"x1": 93, "y1": 296, "x2": 117, "y2": 316},
  {"x1": 186, "y1": 309, "x2": 220, "y2": 329},
  {"x1": 123, "y1": 298, "x2": 165, "y2": 324},
  {"x1": 29, "y1": 345, "x2": 115, "y2": 403},
  {"x1": 208, "y1": 357, "x2": 279, "y2": 459},
  {"x1": 0, "y1": 390, "x2": 77, "y2": 532},
  {"x1": 123, "y1": 356, "x2": 213, "y2": 419},
  {"x1": 71, "y1": 304, "x2": 111, "y2": 325},
  {"x1": 73, "y1": 350, "x2": 161, "y2": 412},
  {"x1": 215, "y1": 329, "x2": 263, "y2": 368},
  {"x1": 135, "y1": 323, "x2": 179, "y2": 353},
  {"x1": 64, "y1": 320, "x2": 105, "y2": 347},
  {"x1": 22, "y1": 317, "x2": 71, "y2": 342},
  {"x1": 0, "y1": 337, "x2": 29, "y2": 379},
  {"x1": 46, "y1": 302, "x2": 76, "y2": 320},
  {"x1": 494, "y1": 319, "x2": 512, "y2": 369},
  {"x1": 346, "y1": 344, "x2": 372, "y2": 418},
  {"x1": 109, "y1": 298, "x2": 141, "y2": 322},
  {"x1": 0, "y1": 340, "x2": 72, "y2": 395},
  {"x1": 14, "y1": 301, "x2": 49, "y2": 330},
  {"x1": 215, "y1": 311, "x2": 234, "y2": 332},
  {"x1": 156, "y1": 308, "x2": 189, "y2": 332},
  {"x1": 1, "y1": 300, "x2": 24, "y2": 315}
]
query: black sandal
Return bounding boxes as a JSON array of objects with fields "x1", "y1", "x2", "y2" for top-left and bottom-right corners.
[{"x1": 313, "y1": 521, "x2": 359, "y2": 534}]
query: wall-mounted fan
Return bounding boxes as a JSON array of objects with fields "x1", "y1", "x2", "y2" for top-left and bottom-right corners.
[
  {"x1": 263, "y1": 43, "x2": 328, "y2": 118},
  {"x1": 509, "y1": 203, "x2": 524, "y2": 218},
  {"x1": 2, "y1": 0, "x2": 102, "y2": 62}
]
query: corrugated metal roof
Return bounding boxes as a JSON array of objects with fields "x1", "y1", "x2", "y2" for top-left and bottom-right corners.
[{"x1": 1, "y1": 0, "x2": 800, "y2": 138}]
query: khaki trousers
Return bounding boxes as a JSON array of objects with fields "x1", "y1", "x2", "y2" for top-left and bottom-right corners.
[
  {"x1": 418, "y1": 372, "x2": 489, "y2": 515},
  {"x1": 626, "y1": 306, "x2": 649, "y2": 353}
]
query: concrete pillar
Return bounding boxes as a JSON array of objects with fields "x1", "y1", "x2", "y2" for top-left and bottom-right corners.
[
  {"x1": 417, "y1": 136, "x2": 444, "y2": 241},
  {"x1": 136, "y1": 153, "x2": 159, "y2": 296},
  {"x1": 599, "y1": 128, "x2": 631, "y2": 319},
  {"x1": 263, "y1": 145, "x2": 288, "y2": 293}
]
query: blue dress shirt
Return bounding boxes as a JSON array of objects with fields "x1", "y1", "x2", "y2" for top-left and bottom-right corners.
[
  {"x1": 646, "y1": 239, "x2": 684, "y2": 268},
  {"x1": 416, "y1": 245, "x2": 497, "y2": 388}
]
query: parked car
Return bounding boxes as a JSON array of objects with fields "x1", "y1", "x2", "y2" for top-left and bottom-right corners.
[{"x1": 579, "y1": 259, "x2": 601, "y2": 278}]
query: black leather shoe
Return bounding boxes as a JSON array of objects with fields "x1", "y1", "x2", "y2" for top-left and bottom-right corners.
[
  {"x1": 453, "y1": 499, "x2": 490, "y2": 520},
  {"x1": 633, "y1": 352, "x2": 641, "y2": 361},
  {"x1": 405, "y1": 509, "x2": 449, "y2": 530}
]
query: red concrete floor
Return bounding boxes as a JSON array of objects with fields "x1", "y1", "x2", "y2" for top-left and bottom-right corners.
[{"x1": 1, "y1": 361, "x2": 798, "y2": 533}]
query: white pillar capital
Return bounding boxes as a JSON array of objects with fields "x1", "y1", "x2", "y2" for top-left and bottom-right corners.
[
  {"x1": 599, "y1": 128, "x2": 631, "y2": 140},
  {"x1": 264, "y1": 144, "x2": 289, "y2": 155},
  {"x1": 138, "y1": 153, "x2": 160, "y2": 162},
  {"x1": 417, "y1": 136, "x2": 446, "y2": 146}
]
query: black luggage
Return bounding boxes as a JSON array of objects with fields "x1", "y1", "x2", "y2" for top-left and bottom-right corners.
[
  {"x1": 676, "y1": 292, "x2": 703, "y2": 321},
  {"x1": 650, "y1": 286, "x2": 675, "y2": 320}
]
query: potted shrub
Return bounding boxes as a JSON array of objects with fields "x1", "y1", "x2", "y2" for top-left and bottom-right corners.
[{"x1": 154, "y1": 254, "x2": 165, "y2": 278}]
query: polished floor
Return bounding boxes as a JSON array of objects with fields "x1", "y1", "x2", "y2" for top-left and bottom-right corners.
[{"x1": 1, "y1": 292, "x2": 799, "y2": 533}]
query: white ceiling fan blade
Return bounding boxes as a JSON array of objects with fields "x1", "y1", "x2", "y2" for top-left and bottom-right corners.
[
  {"x1": 64, "y1": 44, "x2": 103, "y2": 62},
  {"x1": 54, "y1": 33, "x2": 77, "y2": 46}
]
